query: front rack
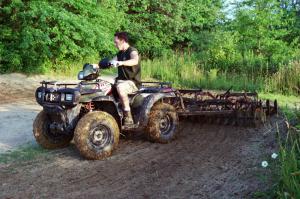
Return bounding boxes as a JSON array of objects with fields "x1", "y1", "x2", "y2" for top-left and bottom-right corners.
[{"x1": 40, "y1": 81, "x2": 79, "y2": 89}]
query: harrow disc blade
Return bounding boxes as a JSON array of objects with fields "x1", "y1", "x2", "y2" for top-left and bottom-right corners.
[
  {"x1": 223, "y1": 117, "x2": 232, "y2": 125},
  {"x1": 253, "y1": 108, "x2": 267, "y2": 127}
]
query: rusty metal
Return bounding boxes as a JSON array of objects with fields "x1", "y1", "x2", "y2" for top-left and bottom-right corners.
[{"x1": 172, "y1": 88, "x2": 277, "y2": 126}]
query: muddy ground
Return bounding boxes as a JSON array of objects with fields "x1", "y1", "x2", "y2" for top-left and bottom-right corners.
[{"x1": 0, "y1": 73, "x2": 287, "y2": 199}]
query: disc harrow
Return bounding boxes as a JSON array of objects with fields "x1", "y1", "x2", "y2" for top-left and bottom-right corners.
[{"x1": 172, "y1": 88, "x2": 277, "y2": 127}]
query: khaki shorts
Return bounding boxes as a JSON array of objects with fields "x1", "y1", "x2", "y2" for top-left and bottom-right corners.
[{"x1": 116, "y1": 80, "x2": 138, "y2": 94}]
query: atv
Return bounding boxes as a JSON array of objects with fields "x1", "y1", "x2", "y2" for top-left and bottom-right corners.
[
  {"x1": 33, "y1": 60, "x2": 277, "y2": 160},
  {"x1": 33, "y1": 60, "x2": 179, "y2": 160}
]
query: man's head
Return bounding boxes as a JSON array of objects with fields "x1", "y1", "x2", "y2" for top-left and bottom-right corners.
[{"x1": 114, "y1": 32, "x2": 129, "y2": 51}]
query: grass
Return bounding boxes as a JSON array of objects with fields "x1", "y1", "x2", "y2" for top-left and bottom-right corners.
[
  {"x1": 276, "y1": 124, "x2": 300, "y2": 199},
  {"x1": 251, "y1": 107, "x2": 300, "y2": 199},
  {"x1": 259, "y1": 93, "x2": 300, "y2": 107},
  {"x1": 265, "y1": 62, "x2": 300, "y2": 95},
  {"x1": 142, "y1": 53, "x2": 264, "y2": 91},
  {"x1": 258, "y1": 87, "x2": 299, "y2": 199},
  {"x1": 259, "y1": 93, "x2": 300, "y2": 120},
  {"x1": 0, "y1": 143, "x2": 48, "y2": 164},
  {"x1": 256, "y1": 107, "x2": 300, "y2": 199},
  {"x1": 40, "y1": 52, "x2": 299, "y2": 97},
  {"x1": 142, "y1": 53, "x2": 300, "y2": 95}
]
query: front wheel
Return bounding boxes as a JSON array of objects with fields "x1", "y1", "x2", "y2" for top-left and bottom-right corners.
[
  {"x1": 146, "y1": 103, "x2": 179, "y2": 143},
  {"x1": 33, "y1": 111, "x2": 73, "y2": 149},
  {"x1": 74, "y1": 111, "x2": 119, "y2": 160}
]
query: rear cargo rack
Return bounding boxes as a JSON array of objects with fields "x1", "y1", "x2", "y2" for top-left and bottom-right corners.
[{"x1": 141, "y1": 81, "x2": 172, "y2": 88}]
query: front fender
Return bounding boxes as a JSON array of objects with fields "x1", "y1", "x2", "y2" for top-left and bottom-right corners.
[
  {"x1": 91, "y1": 96, "x2": 123, "y2": 125},
  {"x1": 42, "y1": 104, "x2": 81, "y2": 134}
]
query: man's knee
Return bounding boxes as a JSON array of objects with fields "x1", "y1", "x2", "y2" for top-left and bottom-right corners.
[{"x1": 116, "y1": 83, "x2": 127, "y2": 97}]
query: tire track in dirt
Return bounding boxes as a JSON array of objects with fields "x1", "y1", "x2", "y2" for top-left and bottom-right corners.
[
  {"x1": 0, "y1": 73, "x2": 288, "y2": 198},
  {"x1": 0, "y1": 115, "x2": 286, "y2": 199}
]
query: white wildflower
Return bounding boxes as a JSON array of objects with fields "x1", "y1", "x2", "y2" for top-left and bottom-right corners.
[
  {"x1": 284, "y1": 192, "x2": 290, "y2": 197},
  {"x1": 261, "y1": 161, "x2": 268, "y2": 168},
  {"x1": 271, "y1": 153, "x2": 278, "y2": 159}
]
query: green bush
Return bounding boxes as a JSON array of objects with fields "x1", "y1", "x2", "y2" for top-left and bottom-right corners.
[{"x1": 0, "y1": 0, "x2": 122, "y2": 73}]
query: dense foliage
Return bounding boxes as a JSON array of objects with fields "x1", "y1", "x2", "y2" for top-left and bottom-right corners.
[
  {"x1": 0, "y1": 0, "x2": 299, "y2": 90},
  {"x1": 0, "y1": 0, "x2": 122, "y2": 73},
  {"x1": 119, "y1": 0, "x2": 222, "y2": 57}
]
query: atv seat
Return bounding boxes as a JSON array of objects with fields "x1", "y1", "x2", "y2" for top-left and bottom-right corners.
[{"x1": 127, "y1": 87, "x2": 174, "y2": 108}]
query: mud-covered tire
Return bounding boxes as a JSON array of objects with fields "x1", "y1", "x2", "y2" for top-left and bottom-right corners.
[
  {"x1": 146, "y1": 103, "x2": 179, "y2": 143},
  {"x1": 33, "y1": 111, "x2": 73, "y2": 149},
  {"x1": 74, "y1": 111, "x2": 119, "y2": 160}
]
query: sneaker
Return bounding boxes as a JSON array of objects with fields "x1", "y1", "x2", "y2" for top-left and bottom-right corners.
[{"x1": 123, "y1": 111, "x2": 134, "y2": 125}]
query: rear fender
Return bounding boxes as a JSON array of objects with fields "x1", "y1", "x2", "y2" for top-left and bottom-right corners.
[{"x1": 132, "y1": 92, "x2": 176, "y2": 128}]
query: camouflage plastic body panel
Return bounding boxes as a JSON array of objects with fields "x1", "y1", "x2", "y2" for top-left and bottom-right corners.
[
  {"x1": 79, "y1": 92, "x2": 107, "y2": 103},
  {"x1": 131, "y1": 92, "x2": 176, "y2": 128},
  {"x1": 79, "y1": 80, "x2": 112, "y2": 103}
]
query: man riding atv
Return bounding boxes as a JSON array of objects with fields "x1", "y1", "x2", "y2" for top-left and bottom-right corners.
[
  {"x1": 93, "y1": 32, "x2": 141, "y2": 126},
  {"x1": 32, "y1": 31, "x2": 277, "y2": 160}
]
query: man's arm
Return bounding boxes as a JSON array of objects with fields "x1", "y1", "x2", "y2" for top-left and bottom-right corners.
[
  {"x1": 94, "y1": 52, "x2": 139, "y2": 68},
  {"x1": 118, "y1": 51, "x2": 139, "y2": 67},
  {"x1": 111, "y1": 56, "x2": 118, "y2": 61}
]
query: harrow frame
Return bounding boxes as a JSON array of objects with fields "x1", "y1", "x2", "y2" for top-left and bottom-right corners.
[{"x1": 163, "y1": 88, "x2": 277, "y2": 126}]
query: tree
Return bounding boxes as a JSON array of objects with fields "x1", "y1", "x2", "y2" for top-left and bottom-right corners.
[
  {"x1": 0, "y1": 0, "x2": 122, "y2": 73},
  {"x1": 233, "y1": 0, "x2": 294, "y2": 70},
  {"x1": 118, "y1": 0, "x2": 223, "y2": 57}
]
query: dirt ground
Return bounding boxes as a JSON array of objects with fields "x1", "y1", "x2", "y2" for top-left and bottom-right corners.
[{"x1": 0, "y1": 73, "x2": 288, "y2": 199}]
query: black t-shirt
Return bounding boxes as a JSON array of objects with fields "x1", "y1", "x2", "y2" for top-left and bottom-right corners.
[{"x1": 116, "y1": 46, "x2": 141, "y2": 88}]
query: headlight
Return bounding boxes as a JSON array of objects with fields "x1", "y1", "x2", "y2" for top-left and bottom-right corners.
[
  {"x1": 37, "y1": 92, "x2": 42, "y2": 99},
  {"x1": 65, "y1": 94, "x2": 73, "y2": 101},
  {"x1": 78, "y1": 71, "x2": 84, "y2": 80},
  {"x1": 60, "y1": 93, "x2": 65, "y2": 101}
]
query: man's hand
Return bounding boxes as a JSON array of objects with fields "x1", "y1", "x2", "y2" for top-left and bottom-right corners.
[
  {"x1": 91, "y1": 64, "x2": 99, "y2": 69},
  {"x1": 110, "y1": 60, "x2": 122, "y2": 68}
]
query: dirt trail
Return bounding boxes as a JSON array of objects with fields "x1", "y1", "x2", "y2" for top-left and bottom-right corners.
[
  {"x1": 0, "y1": 73, "x2": 76, "y2": 153},
  {"x1": 0, "y1": 73, "x2": 287, "y2": 199},
  {"x1": 0, "y1": 101, "x2": 41, "y2": 152}
]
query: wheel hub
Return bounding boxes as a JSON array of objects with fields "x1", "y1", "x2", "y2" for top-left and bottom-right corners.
[
  {"x1": 89, "y1": 125, "x2": 112, "y2": 149},
  {"x1": 44, "y1": 122, "x2": 67, "y2": 142},
  {"x1": 93, "y1": 130, "x2": 104, "y2": 142},
  {"x1": 159, "y1": 115, "x2": 171, "y2": 135}
]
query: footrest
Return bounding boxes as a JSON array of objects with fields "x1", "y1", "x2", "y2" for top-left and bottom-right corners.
[{"x1": 122, "y1": 123, "x2": 139, "y2": 131}]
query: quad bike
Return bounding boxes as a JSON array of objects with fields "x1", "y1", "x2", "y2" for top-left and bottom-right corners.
[{"x1": 33, "y1": 60, "x2": 278, "y2": 160}]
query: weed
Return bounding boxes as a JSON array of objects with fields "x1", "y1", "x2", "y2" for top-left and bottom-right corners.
[{"x1": 0, "y1": 143, "x2": 48, "y2": 164}]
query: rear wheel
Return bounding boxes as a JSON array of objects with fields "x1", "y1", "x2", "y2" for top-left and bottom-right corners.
[
  {"x1": 74, "y1": 111, "x2": 119, "y2": 160},
  {"x1": 33, "y1": 111, "x2": 73, "y2": 149},
  {"x1": 146, "y1": 103, "x2": 179, "y2": 143}
]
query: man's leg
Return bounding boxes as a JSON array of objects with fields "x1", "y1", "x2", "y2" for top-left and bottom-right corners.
[{"x1": 116, "y1": 80, "x2": 138, "y2": 125}]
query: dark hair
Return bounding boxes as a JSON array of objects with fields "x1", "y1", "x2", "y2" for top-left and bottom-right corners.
[{"x1": 114, "y1": 32, "x2": 129, "y2": 43}]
